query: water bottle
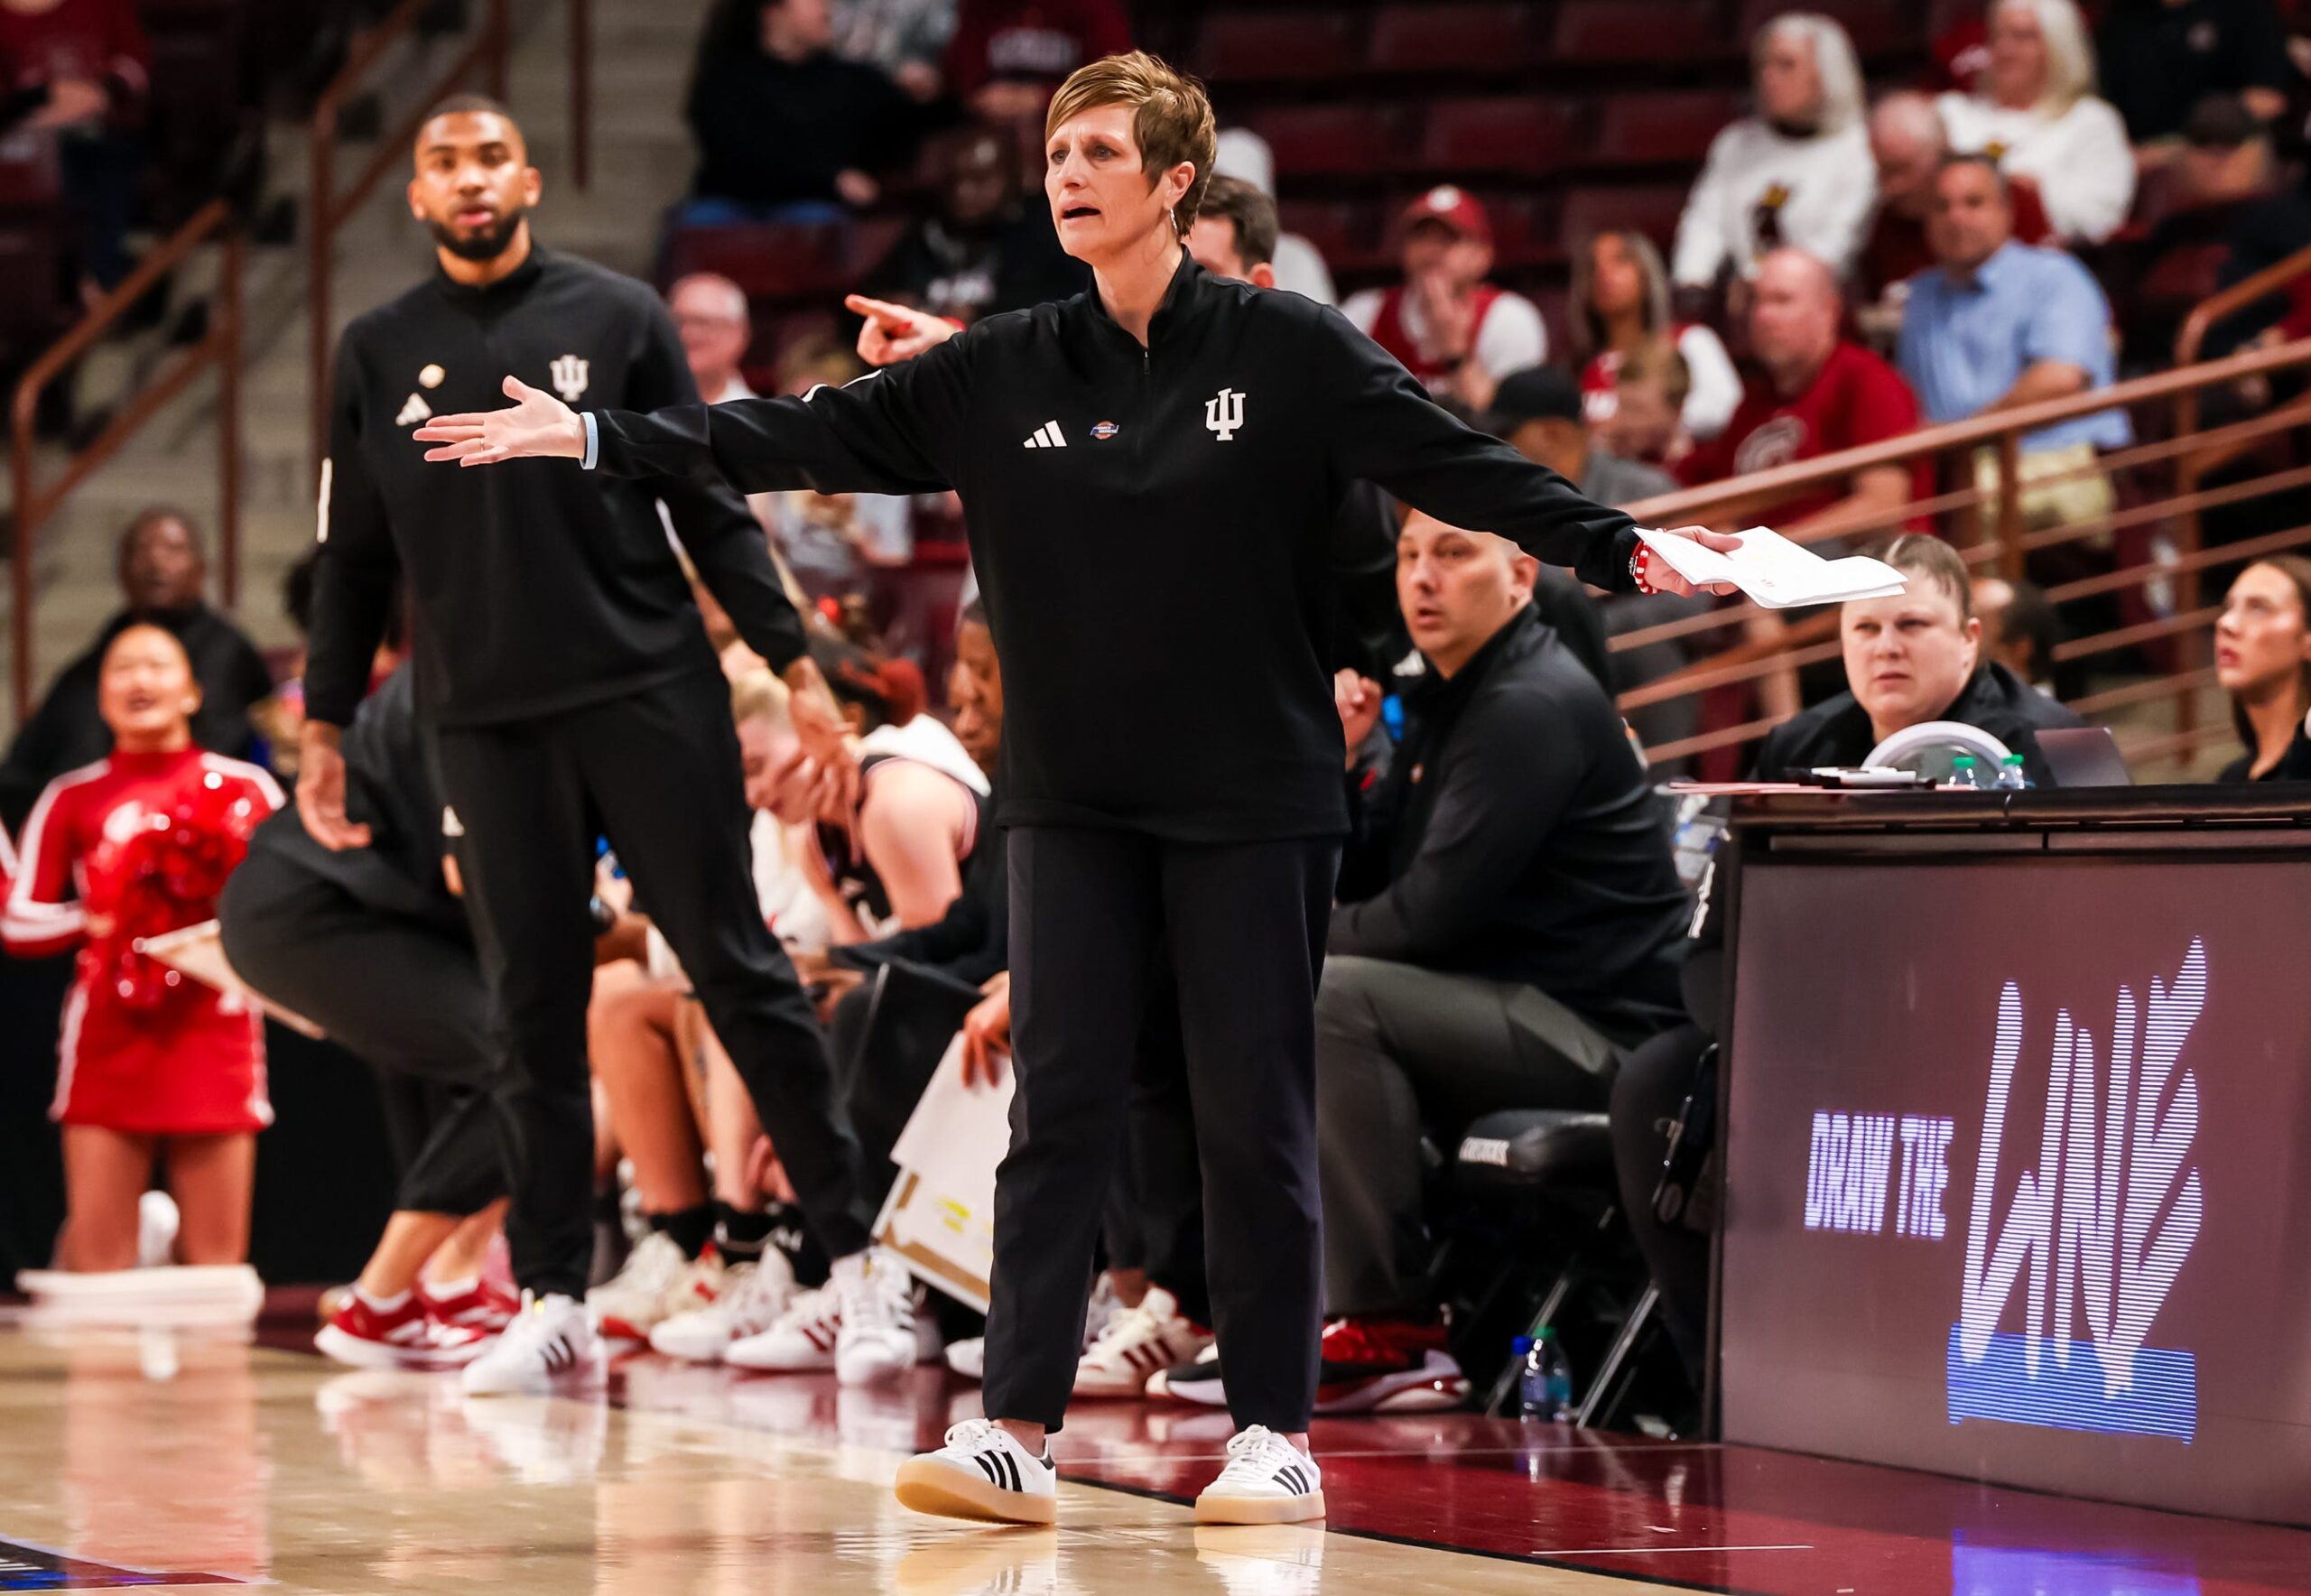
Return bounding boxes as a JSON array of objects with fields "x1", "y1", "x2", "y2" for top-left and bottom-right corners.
[
  {"x1": 1515, "y1": 1330, "x2": 1576, "y2": 1423},
  {"x1": 1948, "y1": 754, "x2": 1985, "y2": 790},
  {"x1": 1994, "y1": 754, "x2": 2028, "y2": 792}
]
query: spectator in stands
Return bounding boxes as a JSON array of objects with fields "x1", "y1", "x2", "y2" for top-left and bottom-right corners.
[
  {"x1": 1212, "y1": 127, "x2": 1335, "y2": 306},
  {"x1": 863, "y1": 123, "x2": 1084, "y2": 325},
  {"x1": 1899, "y1": 155, "x2": 2131, "y2": 536},
  {"x1": 942, "y1": 0, "x2": 1129, "y2": 125},
  {"x1": 1343, "y1": 186, "x2": 1547, "y2": 415},
  {"x1": 667, "y1": 274, "x2": 756, "y2": 404},
  {"x1": 1570, "y1": 231, "x2": 1740, "y2": 441},
  {"x1": 1750, "y1": 534, "x2": 2084, "y2": 780},
  {"x1": 1490, "y1": 367, "x2": 1678, "y2": 512},
  {"x1": 1672, "y1": 12, "x2": 1874, "y2": 294},
  {"x1": 1936, "y1": 0, "x2": 2137, "y2": 245},
  {"x1": 2096, "y1": 0, "x2": 2289, "y2": 154},
  {"x1": 1484, "y1": 367, "x2": 1709, "y2": 759},
  {"x1": 0, "y1": 507, "x2": 274, "y2": 832},
  {"x1": 1602, "y1": 339, "x2": 1694, "y2": 470},
  {"x1": 1316, "y1": 513, "x2": 1690, "y2": 1409},
  {"x1": 1858, "y1": 92, "x2": 2053, "y2": 341},
  {"x1": 2118, "y1": 95, "x2": 2311, "y2": 365},
  {"x1": 679, "y1": 0, "x2": 923, "y2": 225},
  {"x1": 0, "y1": 0, "x2": 148, "y2": 297},
  {"x1": 2214, "y1": 556, "x2": 2311, "y2": 781},
  {"x1": 832, "y1": 0, "x2": 957, "y2": 100},
  {"x1": 1973, "y1": 574, "x2": 2065, "y2": 692},
  {"x1": 1679, "y1": 249, "x2": 1924, "y2": 542}
]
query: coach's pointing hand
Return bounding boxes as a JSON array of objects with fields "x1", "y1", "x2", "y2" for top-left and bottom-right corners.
[
  {"x1": 846, "y1": 293, "x2": 958, "y2": 367},
  {"x1": 415, "y1": 376, "x2": 585, "y2": 465}
]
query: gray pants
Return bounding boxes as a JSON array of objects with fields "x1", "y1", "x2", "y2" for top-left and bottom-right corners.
[{"x1": 1314, "y1": 955, "x2": 1620, "y2": 1317}]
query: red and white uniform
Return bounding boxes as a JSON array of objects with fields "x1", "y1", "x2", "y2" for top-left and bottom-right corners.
[
  {"x1": 1578, "y1": 321, "x2": 1744, "y2": 439},
  {"x1": 5, "y1": 748, "x2": 283, "y2": 1134},
  {"x1": 1342, "y1": 283, "x2": 1547, "y2": 395}
]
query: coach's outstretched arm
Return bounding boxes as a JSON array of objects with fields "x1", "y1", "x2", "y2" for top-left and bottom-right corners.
[
  {"x1": 1310, "y1": 304, "x2": 1737, "y2": 594},
  {"x1": 414, "y1": 325, "x2": 972, "y2": 501}
]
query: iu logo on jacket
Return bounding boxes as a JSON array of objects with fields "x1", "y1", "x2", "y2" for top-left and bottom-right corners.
[{"x1": 550, "y1": 355, "x2": 590, "y2": 404}]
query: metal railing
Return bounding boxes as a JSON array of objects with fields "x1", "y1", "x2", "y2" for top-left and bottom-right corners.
[
  {"x1": 1613, "y1": 332, "x2": 2311, "y2": 774},
  {"x1": 308, "y1": 0, "x2": 512, "y2": 485},
  {"x1": 11, "y1": 198, "x2": 243, "y2": 721}
]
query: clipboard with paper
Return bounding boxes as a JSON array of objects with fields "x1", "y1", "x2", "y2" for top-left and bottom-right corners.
[
  {"x1": 872, "y1": 1033, "x2": 1015, "y2": 1312},
  {"x1": 135, "y1": 920, "x2": 326, "y2": 1039}
]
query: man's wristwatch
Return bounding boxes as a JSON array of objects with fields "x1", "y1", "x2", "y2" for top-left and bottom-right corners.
[{"x1": 587, "y1": 895, "x2": 618, "y2": 936}]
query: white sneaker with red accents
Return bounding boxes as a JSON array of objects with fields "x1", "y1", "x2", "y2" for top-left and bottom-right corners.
[
  {"x1": 725, "y1": 1282, "x2": 840, "y2": 1371},
  {"x1": 649, "y1": 1252, "x2": 796, "y2": 1363},
  {"x1": 1193, "y1": 1427, "x2": 1325, "y2": 1525},
  {"x1": 893, "y1": 1418, "x2": 1058, "y2": 1525},
  {"x1": 1074, "y1": 1285, "x2": 1214, "y2": 1397}
]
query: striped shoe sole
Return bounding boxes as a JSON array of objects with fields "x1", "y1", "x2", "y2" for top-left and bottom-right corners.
[{"x1": 893, "y1": 1456, "x2": 1057, "y2": 1526}]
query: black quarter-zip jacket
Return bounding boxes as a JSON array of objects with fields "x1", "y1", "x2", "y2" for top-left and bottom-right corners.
[
  {"x1": 589, "y1": 255, "x2": 1643, "y2": 840},
  {"x1": 304, "y1": 246, "x2": 809, "y2": 731}
]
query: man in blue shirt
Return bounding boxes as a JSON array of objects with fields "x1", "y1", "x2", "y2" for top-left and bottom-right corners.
[{"x1": 1899, "y1": 154, "x2": 2130, "y2": 535}]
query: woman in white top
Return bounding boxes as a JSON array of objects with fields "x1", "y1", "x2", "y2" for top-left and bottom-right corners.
[
  {"x1": 1672, "y1": 12, "x2": 1875, "y2": 289},
  {"x1": 1570, "y1": 229, "x2": 1743, "y2": 441},
  {"x1": 1935, "y1": 0, "x2": 2136, "y2": 245}
]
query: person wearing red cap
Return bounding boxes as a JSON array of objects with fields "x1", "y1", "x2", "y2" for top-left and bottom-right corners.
[{"x1": 1341, "y1": 185, "x2": 1547, "y2": 416}]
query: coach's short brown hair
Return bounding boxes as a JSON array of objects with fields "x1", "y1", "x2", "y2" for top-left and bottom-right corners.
[
  {"x1": 1194, "y1": 174, "x2": 1277, "y2": 269},
  {"x1": 1045, "y1": 51, "x2": 1218, "y2": 238},
  {"x1": 1861, "y1": 533, "x2": 1972, "y2": 620}
]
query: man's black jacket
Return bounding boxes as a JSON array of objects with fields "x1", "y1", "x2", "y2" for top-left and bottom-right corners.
[
  {"x1": 585, "y1": 255, "x2": 1642, "y2": 841},
  {"x1": 306, "y1": 246, "x2": 809, "y2": 731},
  {"x1": 0, "y1": 604, "x2": 274, "y2": 830},
  {"x1": 237, "y1": 667, "x2": 467, "y2": 939},
  {"x1": 1750, "y1": 662, "x2": 2085, "y2": 786},
  {"x1": 1331, "y1": 607, "x2": 1689, "y2": 1039}
]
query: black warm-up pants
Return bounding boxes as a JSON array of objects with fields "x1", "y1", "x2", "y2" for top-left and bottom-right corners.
[
  {"x1": 433, "y1": 670, "x2": 873, "y2": 1299},
  {"x1": 983, "y1": 827, "x2": 1339, "y2": 1434},
  {"x1": 218, "y1": 848, "x2": 500, "y2": 1217}
]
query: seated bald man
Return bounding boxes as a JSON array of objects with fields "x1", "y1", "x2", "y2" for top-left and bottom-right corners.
[{"x1": 1176, "y1": 511, "x2": 1692, "y2": 1414}]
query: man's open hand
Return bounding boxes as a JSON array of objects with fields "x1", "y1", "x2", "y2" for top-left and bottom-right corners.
[
  {"x1": 295, "y1": 725, "x2": 371, "y2": 850},
  {"x1": 415, "y1": 376, "x2": 586, "y2": 466}
]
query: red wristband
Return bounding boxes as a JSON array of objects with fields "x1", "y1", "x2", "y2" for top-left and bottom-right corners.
[{"x1": 1630, "y1": 545, "x2": 1662, "y2": 596}]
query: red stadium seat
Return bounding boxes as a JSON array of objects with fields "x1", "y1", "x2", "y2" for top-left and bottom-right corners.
[
  {"x1": 1551, "y1": 0, "x2": 1731, "y2": 64},
  {"x1": 1558, "y1": 184, "x2": 1691, "y2": 255},
  {"x1": 1738, "y1": 0, "x2": 1918, "y2": 56},
  {"x1": 1416, "y1": 96, "x2": 1576, "y2": 177},
  {"x1": 1479, "y1": 190, "x2": 1561, "y2": 268},
  {"x1": 1365, "y1": 4, "x2": 1537, "y2": 74},
  {"x1": 1275, "y1": 200, "x2": 1363, "y2": 267},
  {"x1": 1193, "y1": 9, "x2": 1360, "y2": 82},
  {"x1": 662, "y1": 224, "x2": 852, "y2": 300},
  {"x1": 1241, "y1": 104, "x2": 1409, "y2": 179},
  {"x1": 1592, "y1": 89, "x2": 1745, "y2": 168}
]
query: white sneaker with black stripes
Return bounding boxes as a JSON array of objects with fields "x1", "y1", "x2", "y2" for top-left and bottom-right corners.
[
  {"x1": 460, "y1": 1292, "x2": 605, "y2": 1396},
  {"x1": 1193, "y1": 1426, "x2": 1325, "y2": 1525},
  {"x1": 894, "y1": 1417, "x2": 1058, "y2": 1524}
]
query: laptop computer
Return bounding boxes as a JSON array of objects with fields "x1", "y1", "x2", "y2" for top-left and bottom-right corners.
[{"x1": 2036, "y1": 726, "x2": 2133, "y2": 788}]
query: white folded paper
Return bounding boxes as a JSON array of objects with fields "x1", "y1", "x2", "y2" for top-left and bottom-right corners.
[
  {"x1": 1638, "y1": 525, "x2": 1907, "y2": 609},
  {"x1": 872, "y1": 1034, "x2": 1015, "y2": 1312}
]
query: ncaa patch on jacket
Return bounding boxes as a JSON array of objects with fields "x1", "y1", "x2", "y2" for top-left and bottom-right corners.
[{"x1": 1090, "y1": 421, "x2": 1119, "y2": 441}]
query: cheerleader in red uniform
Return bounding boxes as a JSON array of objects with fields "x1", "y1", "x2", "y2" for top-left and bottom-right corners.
[{"x1": 3, "y1": 623, "x2": 282, "y2": 1271}]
